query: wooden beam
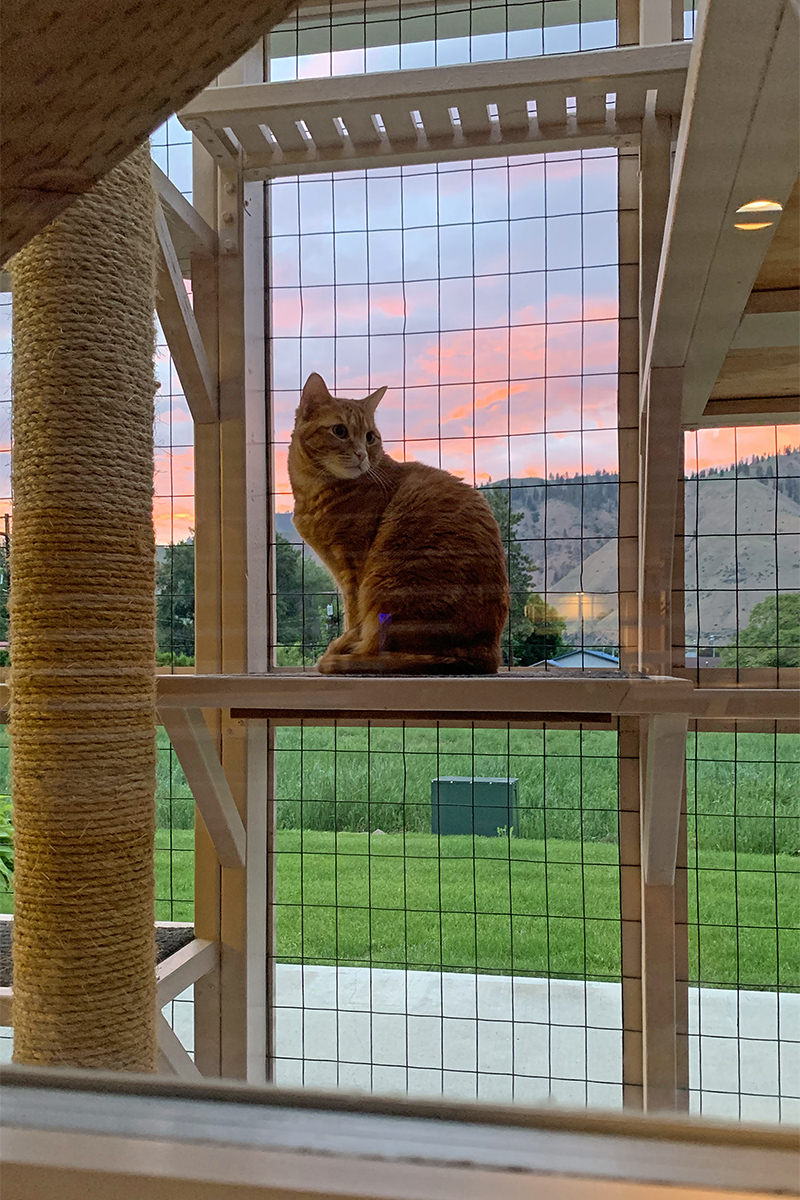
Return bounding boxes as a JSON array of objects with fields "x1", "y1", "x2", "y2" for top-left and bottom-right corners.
[
  {"x1": 2, "y1": 679, "x2": 795, "y2": 724},
  {"x1": 154, "y1": 672, "x2": 697, "y2": 718},
  {"x1": 157, "y1": 939, "x2": 218, "y2": 1008},
  {"x1": 152, "y1": 162, "x2": 217, "y2": 266},
  {"x1": 690, "y1": 688, "x2": 800, "y2": 720},
  {"x1": 155, "y1": 205, "x2": 218, "y2": 424},
  {"x1": 745, "y1": 287, "x2": 800, "y2": 315},
  {"x1": 641, "y1": 882, "x2": 679, "y2": 1111},
  {"x1": 639, "y1": 367, "x2": 684, "y2": 674},
  {"x1": 642, "y1": 714, "x2": 687, "y2": 886},
  {"x1": 190, "y1": 133, "x2": 224, "y2": 1080},
  {"x1": 680, "y1": 0, "x2": 800, "y2": 422},
  {"x1": 638, "y1": 109, "x2": 672, "y2": 379},
  {"x1": 160, "y1": 708, "x2": 245, "y2": 871},
  {"x1": 731, "y1": 309, "x2": 800, "y2": 350},
  {"x1": 156, "y1": 1012, "x2": 203, "y2": 1080},
  {"x1": 644, "y1": 0, "x2": 799, "y2": 421},
  {"x1": 210, "y1": 44, "x2": 271, "y2": 1087},
  {"x1": 691, "y1": 396, "x2": 800, "y2": 427}
]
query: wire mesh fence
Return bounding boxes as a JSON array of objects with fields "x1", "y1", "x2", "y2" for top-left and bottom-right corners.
[
  {"x1": 684, "y1": 728, "x2": 799, "y2": 1123},
  {"x1": 271, "y1": 719, "x2": 625, "y2": 1104},
  {"x1": 268, "y1": 150, "x2": 621, "y2": 668},
  {"x1": 267, "y1": 0, "x2": 620, "y2": 84},
  {"x1": 682, "y1": 428, "x2": 800, "y2": 677}
]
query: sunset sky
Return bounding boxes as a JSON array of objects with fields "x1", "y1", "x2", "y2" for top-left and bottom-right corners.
[{"x1": 0, "y1": 8, "x2": 792, "y2": 546}]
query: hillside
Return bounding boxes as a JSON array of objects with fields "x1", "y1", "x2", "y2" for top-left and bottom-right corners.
[
  {"x1": 554, "y1": 450, "x2": 800, "y2": 644},
  {"x1": 274, "y1": 447, "x2": 800, "y2": 648}
]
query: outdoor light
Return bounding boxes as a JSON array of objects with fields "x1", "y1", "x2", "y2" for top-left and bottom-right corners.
[
  {"x1": 734, "y1": 199, "x2": 783, "y2": 231},
  {"x1": 736, "y1": 199, "x2": 784, "y2": 212}
]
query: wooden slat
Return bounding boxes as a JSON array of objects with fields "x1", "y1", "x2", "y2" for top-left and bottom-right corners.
[
  {"x1": 157, "y1": 939, "x2": 218, "y2": 1007},
  {"x1": 454, "y1": 93, "x2": 491, "y2": 136},
  {"x1": 576, "y1": 92, "x2": 607, "y2": 125},
  {"x1": 190, "y1": 118, "x2": 240, "y2": 168},
  {"x1": 339, "y1": 107, "x2": 383, "y2": 148},
  {"x1": 532, "y1": 89, "x2": 566, "y2": 129},
  {"x1": 160, "y1": 708, "x2": 245, "y2": 871},
  {"x1": 303, "y1": 111, "x2": 347, "y2": 152},
  {"x1": 155, "y1": 206, "x2": 218, "y2": 424},
  {"x1": 496, "y1": 88, "x2": 531, "y2": 134},
  {"x1": 0, "y1": 985, "x2": 11, "y2": 1026},
  {"x1": 416, "y1": 98, "x2": 456, "y2": 141},
  {"x1": 614, "y1": 78, "x2": 649, "y2": 122},
  {"x1": 157, "y1": 1012, "x2": 203, "y2": 1080},
  {"x1": 227, "y1": 121, "x2": 274, "y2": 157},
  {"x1": 379, "y1": 98, "x2": 418, "y2": 144},
  {"x1": 260, "y1": 108, "x2": 309, "y2": 154}
]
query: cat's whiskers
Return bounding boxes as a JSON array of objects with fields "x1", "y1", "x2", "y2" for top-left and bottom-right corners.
[{"x1": 367, "y1": 465, "x2": 391, "y2": 496}]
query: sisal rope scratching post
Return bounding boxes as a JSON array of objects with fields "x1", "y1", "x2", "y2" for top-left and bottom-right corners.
[{"x1": 9, "y1": 144, "x2": 158, "y2": 1070}]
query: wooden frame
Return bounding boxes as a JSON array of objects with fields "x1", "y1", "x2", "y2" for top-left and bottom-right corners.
[{"x1": 3, "y1": 1065, "x2": 797, "y2": 1200}]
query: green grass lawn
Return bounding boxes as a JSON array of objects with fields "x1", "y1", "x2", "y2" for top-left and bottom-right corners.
[
  {"x1": 0, "y1": 725, "x2": 796, "y2": 991},
  {"x1": 147, "y1": 828, "x2": 799, "y2": 991}
]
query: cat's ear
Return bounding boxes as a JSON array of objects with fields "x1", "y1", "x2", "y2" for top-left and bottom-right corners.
[
  {"x1": 364, "y1": 385, "x2": 387, "y2": 417},
  {"x1": 300, "y1": 373, "x2": 331, "y2": 411}
]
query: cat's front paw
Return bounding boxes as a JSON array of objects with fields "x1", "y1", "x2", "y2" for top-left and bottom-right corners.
[
  {"x1": 317, "y1": 649, "x2": 348, "y2": 673},
  {"x1": 325, "y1": 629, "x2": 360, "y2": 655}
]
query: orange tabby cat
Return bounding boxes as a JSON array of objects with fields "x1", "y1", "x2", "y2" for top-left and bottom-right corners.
[{"x1": 288, "y1": 373, "x2": 510, "y2": 674}]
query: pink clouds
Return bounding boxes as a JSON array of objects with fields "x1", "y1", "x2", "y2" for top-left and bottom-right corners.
[
  {"x1": 268, "y1": 151, "x2": 623, "y2": 483},
  {"x1": 685, "y1": 426, "x2": 798, "y2": 474},
  {"x1": 154, "y1": 447, "x2": 194, "y2": 542}
]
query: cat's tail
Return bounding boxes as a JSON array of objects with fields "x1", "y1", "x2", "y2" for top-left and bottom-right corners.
[{"x1": 317, "y1": 649, "x2": 499, "y2": 676}]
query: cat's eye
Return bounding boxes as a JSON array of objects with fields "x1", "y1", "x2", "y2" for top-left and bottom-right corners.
[
  {"x1": 366, "y1": 431, "x2": 376, "y2": 444},
  {"x1": 331, "y1": 424, "x2": 348, "y2": 439}
]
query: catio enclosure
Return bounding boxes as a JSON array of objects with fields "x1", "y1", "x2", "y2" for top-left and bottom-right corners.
[{"x1": 1, "y1": 0, "x2": 798, "y2": 1132}]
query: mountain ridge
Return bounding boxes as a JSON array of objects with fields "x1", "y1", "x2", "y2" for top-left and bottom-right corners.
[{"x1": 274, "y1": 447, "x2": 800, "y2": 645}]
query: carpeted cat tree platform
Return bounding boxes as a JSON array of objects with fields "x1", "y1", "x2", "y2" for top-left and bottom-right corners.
[{"x1": 8, "y1": 144, "x2": 159, "y2": 1070}]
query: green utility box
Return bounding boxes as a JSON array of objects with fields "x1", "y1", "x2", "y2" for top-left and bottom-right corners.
[{"x1": 431, "y1": 777, "x2": 519, "y2": 837}]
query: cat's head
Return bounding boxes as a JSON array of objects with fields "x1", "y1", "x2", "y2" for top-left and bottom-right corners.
[{"x1": 291, "y1": 373, "x2": 387, "y2": 483}]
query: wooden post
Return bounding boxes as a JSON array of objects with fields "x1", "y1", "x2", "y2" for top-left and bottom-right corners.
[
  {"x1": 639, "y1": 0, "x2": 674, "y2": 45},
  {"x1": 617, "y1": 146, "x2": 644, "y2": 1110},
  {"x1": 214, "y1": 44, "x2": 270, "y2": 1082},
  {"x1": 191, "y1": 137, "x2": 224, "y2": 1077},
  {"x1": 636, "y1": 74, "x2": 688, "y2": 1112}
]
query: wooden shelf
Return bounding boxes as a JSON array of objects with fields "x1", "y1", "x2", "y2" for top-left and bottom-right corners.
[{"x1": 179, "y1": 42, "x2": 691, "y2": 177}]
